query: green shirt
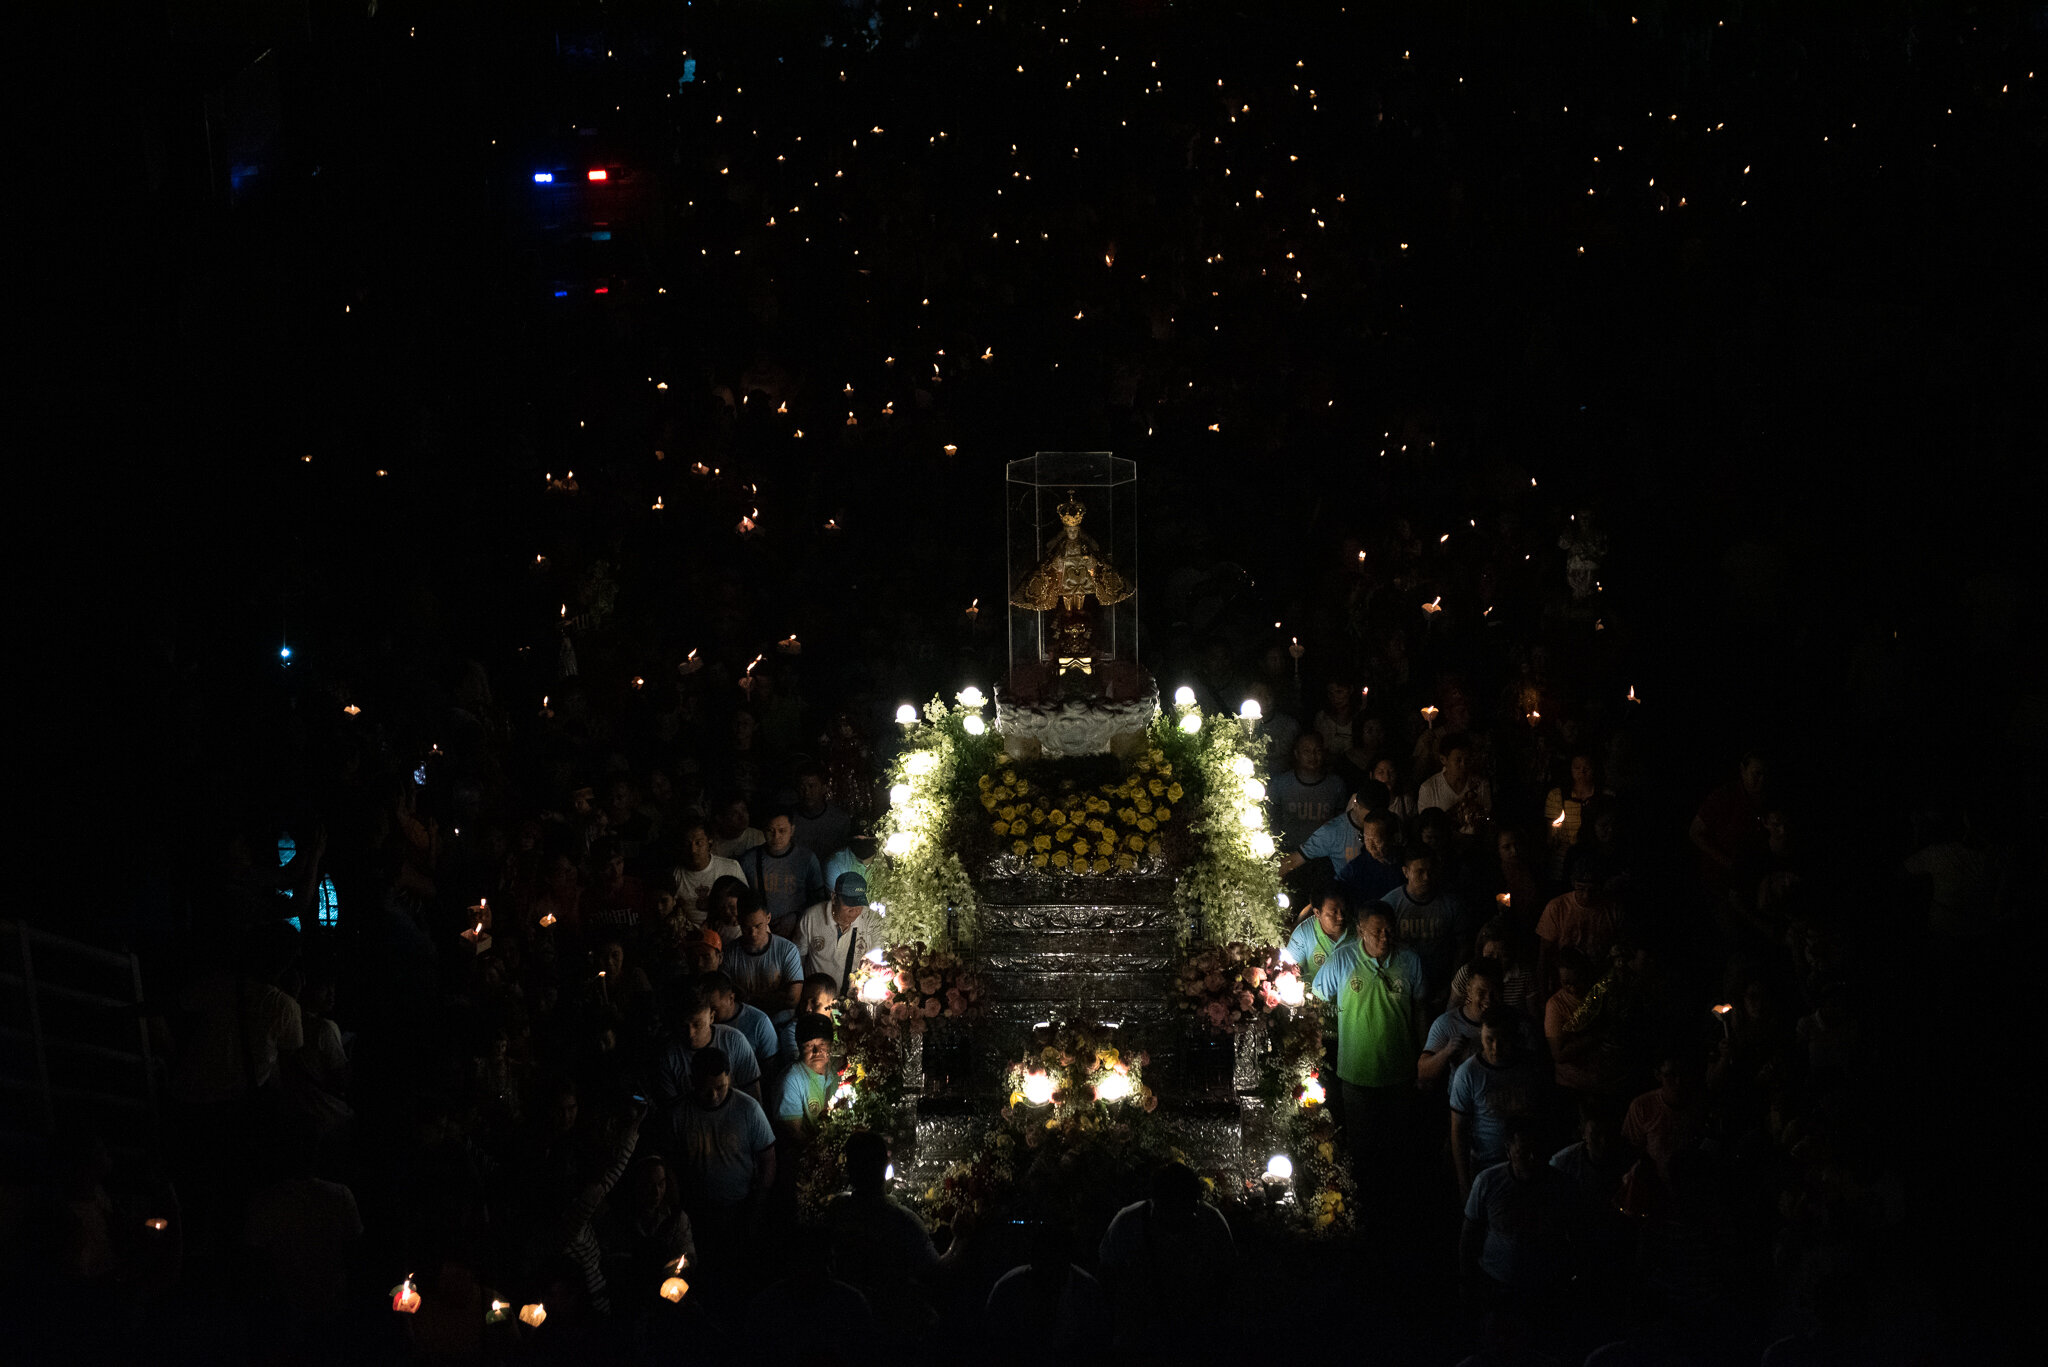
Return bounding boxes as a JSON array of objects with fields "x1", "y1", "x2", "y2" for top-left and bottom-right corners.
[{"x1": 1321, "y1": 942, "x2": 1423, "y2": 1087}]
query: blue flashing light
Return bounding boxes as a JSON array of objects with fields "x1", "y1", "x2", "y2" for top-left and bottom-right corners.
[
  {"x1": 279, "y1": 644, "x2": 293, "y2": 662},
  {"x1": 533, "y1": 171, "x2": 555, "y2": 183},
  {"x1": 681, "y1": 59, "x2": 697, "y2": 83},
  {"x1": 553, "y1": 289, "x2": 569, "y2": 297},
  {"x1": 588, "y1": 231, "x2": 612, "y2": 241}
]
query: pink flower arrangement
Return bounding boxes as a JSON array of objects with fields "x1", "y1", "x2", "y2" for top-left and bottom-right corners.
[
  {"x1": 1176, "y1": 941, "x2": 1289, "y2": 1036},
  {"x1": 845, "y1": 942, "x2": 987, "y2": 1039}
]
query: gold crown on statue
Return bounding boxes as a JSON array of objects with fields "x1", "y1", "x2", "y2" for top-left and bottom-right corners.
[{"x1": 1056, "y1": 491, "x2": 1087, "y2": 526}]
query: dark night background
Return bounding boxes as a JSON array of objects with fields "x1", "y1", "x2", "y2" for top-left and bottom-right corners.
[{"x1": 25, "y1": 0, "x2": 2046, "y2": 1355}]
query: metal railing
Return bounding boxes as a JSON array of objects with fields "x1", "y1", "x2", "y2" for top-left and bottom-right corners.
[{"x1": 0, "y1": 920, "x2": 160, "y2": 1162}]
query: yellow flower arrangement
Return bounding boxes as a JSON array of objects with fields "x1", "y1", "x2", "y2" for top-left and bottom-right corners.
[{"x1": 973, "y1": 746, "x2": 1181, "y2": 877}]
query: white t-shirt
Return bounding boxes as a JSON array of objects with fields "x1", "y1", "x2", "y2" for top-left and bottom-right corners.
[
  {"x1": 244, "y1": 1177, "x2": 363, "y2": 1316},
  {"x1": 711, "y1": 827, "x2": 767, "y2": 861},
  {"x1": 795, "y1": 901, "x2": 876, "y2": 982},
  {"x1": 671, "y1": 855, "x2": 745, "y2": 922},
  {"x1": 1417, "y1": 772, "x2": 1492, "y2": 830}
]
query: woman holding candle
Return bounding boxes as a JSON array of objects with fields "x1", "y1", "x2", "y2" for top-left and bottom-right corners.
[
  {"x1": 1542, "y1": 750, "x2": 1609, "y2": 880},
  {"x1": 597, "y1": 1153, "x2": 696, "y2": 1303}
]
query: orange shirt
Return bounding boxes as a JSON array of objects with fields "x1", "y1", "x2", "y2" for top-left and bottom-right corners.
[{"x1": 1536, "y1": 890, "x2": 1619, "y2": 957}]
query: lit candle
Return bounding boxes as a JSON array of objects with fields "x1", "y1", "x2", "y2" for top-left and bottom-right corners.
[
  {"x1": 1495, "y1": 893, "x2": 1511, "y2": 909},
  {"x1": 391, "y1": 1277, "x2": 422, "y2": 1314},
  {"x1": 1421, "y1": 596, "x2": 1443, "y2": 616},
  {"x1": 777, "y1": 635, "x2": 802, "y2": 655},
  {"x1": 1420, "y1": 705, "x2": 1439, "y2": 728},
  {"x1": 144, "y1": 1217, "x2": 169, "y2": 1232},
  {"x1": 659, "y1": 1276, "x2": 690, "y2": 1302},
  {"x1": 680, "y1": 649, "x2": 702, "y2": 675},
  {"x1": 518, "y1": 1303, "x2": 547, "y2": 1328}
]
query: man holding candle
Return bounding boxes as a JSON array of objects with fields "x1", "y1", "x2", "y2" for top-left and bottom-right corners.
[{"x1": 1417, "y1": 733, "x2": 1493, "y2": 840}]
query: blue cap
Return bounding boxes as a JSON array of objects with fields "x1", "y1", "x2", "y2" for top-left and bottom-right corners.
[{"x1": 834, "y1": 871, "x2": 870, "y2": 907}]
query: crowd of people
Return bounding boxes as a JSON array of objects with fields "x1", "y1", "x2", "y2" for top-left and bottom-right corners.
[
  {"x1": 30, "y1": 513, "x2": 2008, "y2": 1363},
  {"x1": 35, "y1": 1, "x2": 2038, "y2": 1364}
]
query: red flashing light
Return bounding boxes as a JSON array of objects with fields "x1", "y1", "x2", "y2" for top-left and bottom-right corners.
[
  {"x1": 594, "y1": 286, "x2": 609, "y2": 294},
  {"x1": 587, "y1": 169, "x2": 608, "y2": 181}
]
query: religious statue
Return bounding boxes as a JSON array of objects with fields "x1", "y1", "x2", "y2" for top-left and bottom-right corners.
[{"x1": 1009, "y1": 491, "x2": 1134, "y2": 673}]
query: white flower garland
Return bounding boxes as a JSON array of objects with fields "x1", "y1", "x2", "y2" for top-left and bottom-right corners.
[
  {"x1": 1158, "y1": 704, "x2": 1288, "y2": 949},
  {"x1": 869, "y1": 695, "x2": 999, "y2": 949}
]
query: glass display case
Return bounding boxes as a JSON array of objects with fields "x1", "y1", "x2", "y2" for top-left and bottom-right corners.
[{"x1": 1004, "y1": 452, "x2": 1143, "y2": 700}]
